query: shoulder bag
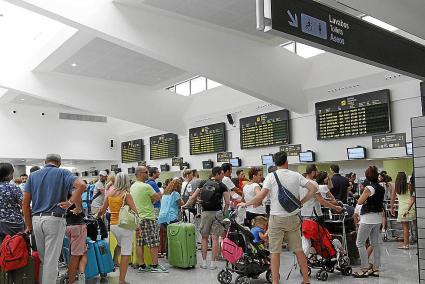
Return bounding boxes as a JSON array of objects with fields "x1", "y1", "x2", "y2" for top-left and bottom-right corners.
[
  {"x1": 118, "y1": 193, "x2": 140, "y2": 231},
  {"x1": 273, "y1": 172, "x2": 302, "y2": 213}
]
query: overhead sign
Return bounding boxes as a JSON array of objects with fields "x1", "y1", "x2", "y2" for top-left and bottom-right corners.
[
  {"x1": 150, "y1": 133, "x2": 178, "y2": 160},
  {"x1": 316, "y1": 90, "x2": 391, "y2": 140},
  {"x1": 121, "y1": 139, "x2": 144, "y2": 164},
  {"x1": 372, "y1": 133, "x2": 406, "y2": 149},
  {"x1": 270, "y1": 0, "x2": 425, "y2": 80},
  {"x1": 280, "y1": 144, "x2": 302, "y2": 156},
  {"x1": 189, "y1": 123, "x2": 226, "y2": 155},
  {"x1": 240, "y1": 110, "x2": 290, "y2": 149},
  {"x1": 217, "y1": 152, "x2": 232, "y2": 163}
]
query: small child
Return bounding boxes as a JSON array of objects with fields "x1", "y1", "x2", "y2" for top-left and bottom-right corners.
[{"x1": 250, "y1": 216, "x2": 268, "y2": 246}]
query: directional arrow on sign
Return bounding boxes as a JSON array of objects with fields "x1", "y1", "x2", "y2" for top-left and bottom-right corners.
[{"x1": 287, "y1": 10, "x2": 298, "y2": 27}]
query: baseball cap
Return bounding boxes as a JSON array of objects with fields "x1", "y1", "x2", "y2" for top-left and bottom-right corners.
[{"x1": 99, "y1": 170, "x2": 108, "y2": 177}]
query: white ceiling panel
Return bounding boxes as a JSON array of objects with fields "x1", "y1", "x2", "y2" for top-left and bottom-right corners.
[
  {"x1": 117, "y1": 0, "x2": 276, "y2": 40},
  {"x1": 54, "y1": 38, "x2": 187, "y2": 86}
]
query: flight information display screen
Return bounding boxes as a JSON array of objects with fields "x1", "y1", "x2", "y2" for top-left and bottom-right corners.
[
  {"x1": 150, "y1": 133, "x2": 178, "y2": 160},
  {"x1": 316, "y1": 90, "x2": 391, "y2": 140},
  {"x1": 240, "y1": 110, "x2": 290, "y2": 149},
  {"x1": 189, "y1": 123, "x2": 226, "y2": 155},
  {"x1": 121, "y1": 139, "x2": 144, "y2": 163}
]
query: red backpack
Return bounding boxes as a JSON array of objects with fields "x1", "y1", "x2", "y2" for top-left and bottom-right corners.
[{"x1": 0, "y1": 233, "x2": 30, "y2": 271}]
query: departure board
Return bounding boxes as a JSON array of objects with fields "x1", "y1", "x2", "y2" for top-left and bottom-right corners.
[
  {"x1": 189, "y1": 123, "x2": 226, "y2": 155},
  {"x1": 316, "y1": 90, "x2": 391, "y2": 140},
  {"x1": 121, "y1": 139, "x2": 144, "y2": 163},
  {"x1": 240, "y1": 110, "x2": 290, "y2": 149},
  {"x1": 150, "y1": 133, "x2": 178, "y2": 160}
]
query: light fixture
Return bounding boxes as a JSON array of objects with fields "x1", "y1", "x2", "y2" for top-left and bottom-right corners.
[
  {"x1": 20, "y1": 98, "x2": 25, "y2": 101},
  {"x1": 71, "y1": 63, "x2": 77, "y2": 67},
  {"x1": 361, "y1": 16, "x2": 398, "y2": 32},
  {"x1": 281, "y1": 42, "x2": 325, "y2": 59}
]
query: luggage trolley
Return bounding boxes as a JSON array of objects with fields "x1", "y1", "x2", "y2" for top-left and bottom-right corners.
[
  {"x1": 382, "y1": 199, "x2": 416, "y2": 243},
  {"x1": 322, "y1": 207, "x2": 348, "y2": 255}
]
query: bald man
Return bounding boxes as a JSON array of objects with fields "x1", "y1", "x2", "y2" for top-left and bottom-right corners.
[{"x1": 130, "y1": 167, "x2": 166, "y2": 273}]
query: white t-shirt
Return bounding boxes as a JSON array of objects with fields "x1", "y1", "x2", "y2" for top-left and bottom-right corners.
[
  {"x1": 262, "y1": 169, "x2": 309, "y2": 217},
  {"x1": 222, "y1": 176, "x2": 236, "y2": 191},
  {"x1": 181, "y1": 181, "x2": 192, "y2": 197},
  {"x1": 91, "y1": 181, "x2": 105, "y2": 208},
  {"x1": 243, "y1": 182, "x2": 266, "y2": 214},
  {"x1": 301, "y1": 182, "x2": 329, "y2": 217},
  {"x1": 359, "y1": 186, "x2": 382, "y2": 224}
]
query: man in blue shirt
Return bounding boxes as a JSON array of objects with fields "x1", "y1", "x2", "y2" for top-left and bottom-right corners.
[
  {"x1": 146, "y1": 167, "x2": 161, "y2": 210},
  {"x1": 23, "y1": 154, "x2": 86, "y2": 284}
]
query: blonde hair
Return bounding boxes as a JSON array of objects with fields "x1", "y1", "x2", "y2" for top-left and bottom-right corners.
[
  {"x1": 114, "y1": 172, "x2": 131, "y2": 192},
  {"x1": 164, "y1": 179, "x2": 182, "y2": 195},
  {"x1": 106, "y1": 174, "x2": 115, "y2": 185},
  {"x1": 252, "y1": 216, "x2": 268, "y2": 228}
]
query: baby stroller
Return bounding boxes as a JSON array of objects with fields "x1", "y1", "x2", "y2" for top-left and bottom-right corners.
[
  {"x1": 217, "y1": 209, "x2": 276, "y2": 284},
  {"x1": 302, "y1": 217, "x2": 352, "y2": 282}
]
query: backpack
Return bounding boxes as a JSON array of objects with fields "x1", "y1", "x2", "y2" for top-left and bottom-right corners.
[
  {"x1": 200, "y1": 180, "x2": 220, "y2": 208},
  {"x1": 0, "y1": 233, "x2": 30, "y2": 272}
]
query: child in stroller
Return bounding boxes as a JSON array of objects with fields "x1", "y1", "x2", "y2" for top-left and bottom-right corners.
[
  {"x1": 217, "y1": 210, "x2": 276, "y2": 284},
  {"x1": 302, "y1": 217, "x2": 352, "y2": 282}
]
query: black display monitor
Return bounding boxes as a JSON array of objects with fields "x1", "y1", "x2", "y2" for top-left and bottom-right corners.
[
  {"x1": 202, "y1": 160, "x2": 214, "y2": 169},
  {"x1": 347, "y1": 147, "x2": 367, "y2": 160},
  {"x1": 406, "y1": 142, "x2": 413, "y2": 156},
  {"x1": 128, "y1": 167, "x2": 136, "y2": 174},
  {"x1": 299, "y1": 151, "x2": 315, "y2": 163},
  {"x1": 229, "y1": 158, "x2": 241, "y2": 167},
  {"x1": 261, "y1": 155, "x2": 274, "y2": 166},
  {"x1": 160, "y1": 164, "x2": 170, "y2": 172},
  {"x1": 180, "y1": 162, "x2": 190, "y2": 170}
]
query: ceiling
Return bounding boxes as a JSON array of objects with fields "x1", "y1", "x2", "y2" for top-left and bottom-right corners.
[
  {"x1": 116, "y1": 0, "x2": 277, "y2": 41},
  {"x1": 54, "y1": 37, "x2": 187, "y2": 86},
  {"x1": 10, "y1": 93, "x2": 82, "y2": 111},
  {"x1": 0, "y1": 0, "x2": 424, "y2": 137}
]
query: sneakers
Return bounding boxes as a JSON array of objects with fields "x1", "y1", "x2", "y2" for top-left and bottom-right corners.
[
  {"x1": 209, "y1": 265, "x2": 217, "y2": 270},
  {"x1": 77, "y1": 273, "x2": 85, "y2": 284},
  {"x1": 151, "y1": 264, "x2": 169, "y2": 273},
  {"x1": 200, "y1": 264, "x2": 208, "y2": 269},
  {"x1": 138, "y1": 265, "x2": 152, "y2": 273}
]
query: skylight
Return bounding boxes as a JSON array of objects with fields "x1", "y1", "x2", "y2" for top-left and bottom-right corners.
[
  {"x1": 0, "y1": 1, "x2": 72, "y2": 66},
  {"x1": 281, "y1": 42, "x2": 325, "y2": 59},
  {"x1": 361, "y1": 16, "x2": 398, "y2": 32},
  {"x1": 167, "y1": 76, "x2": 222, "y2": 96}
]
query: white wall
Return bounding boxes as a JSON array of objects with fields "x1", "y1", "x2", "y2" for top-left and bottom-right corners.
[
  {"x1": 0, "y1": 103, "x2": 120, "y2": 161},
  {"x1": 118, "y1": 80, "x2": 421, "y2": 175}
]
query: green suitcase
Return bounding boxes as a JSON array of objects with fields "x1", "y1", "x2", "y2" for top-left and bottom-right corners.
[
  {"x1": 11, "y1": 256, "x2": 35, "y2": 284},
  {"x1": 167, "y1": 223, "x2": 197, "y2": 269}
]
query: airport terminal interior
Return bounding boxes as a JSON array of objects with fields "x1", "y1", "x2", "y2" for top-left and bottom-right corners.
[{"x1": 1, "y1": 0, "x2": 425, "y2": 283}]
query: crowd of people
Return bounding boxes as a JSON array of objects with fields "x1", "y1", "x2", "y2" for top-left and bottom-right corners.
[{"x1": 0, "y1": 151, "x2": 418, "y2": 284}]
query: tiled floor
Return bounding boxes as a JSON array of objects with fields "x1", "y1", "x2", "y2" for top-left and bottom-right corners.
[{"x1": 85, "y1": 241, "x2": 419, "y2": 284}]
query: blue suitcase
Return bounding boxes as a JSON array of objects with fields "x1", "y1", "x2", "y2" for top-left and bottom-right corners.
[
  {"x1": 85, "y1": 239, "x2": 100, "y2": 279},
  {"x1": 62, "y1": 237, "x2": 100, "y2": 280},
  {"x1": 93, "y1": 240, "x2": 114, "y2": 275}
]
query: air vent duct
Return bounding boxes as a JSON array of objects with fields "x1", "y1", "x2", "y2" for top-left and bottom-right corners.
[{"x1": 59, "y1": 112, "x2": 107, "y2": 123}]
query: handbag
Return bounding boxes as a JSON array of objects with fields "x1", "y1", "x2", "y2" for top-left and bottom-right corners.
[
  {"x1": 273, "y1": 172, "x2": 302, "y2": 213},
  {"x1": 118, "y1": 193, "x2": 140, "y2": 231}
]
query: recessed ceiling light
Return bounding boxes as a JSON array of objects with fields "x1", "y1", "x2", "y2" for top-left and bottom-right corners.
[
  {"x1": 71, "y1": 63, "x2": 77, "y2": 67},
  {"x1": 20, "y1": 98, "x2": 25, "y2": 101},
  {"x1": 21, "y1": 159, "x2": 25, "y2": 162}
]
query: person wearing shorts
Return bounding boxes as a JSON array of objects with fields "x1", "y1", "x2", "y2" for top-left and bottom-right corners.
[
  {"x1": 239, "y1": 151, "x2": 318, "y2": 284},
  {"x1": 130, "y1": 166, "x2": 167, "y2": 273},
  {"x1": 97, "y1": 172, "x2": 139, "y2": 284},
  {"x1": 65, "y1": 203, "x2": 87, "y2": 284},
  {"x1": 184, "y1": 166, "x2": 230, "y2": 270}
]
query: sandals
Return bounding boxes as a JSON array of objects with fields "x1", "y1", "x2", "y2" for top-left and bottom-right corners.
[
  {"x1": 353, "y1": 269, "x2": 369, "y2": 278},
  {"x1": 367, "y1": 268, "x2": 380, "y2": 277},
  {"x1": 398, "y1": 245, "x2": 410, "y2": 250}
]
